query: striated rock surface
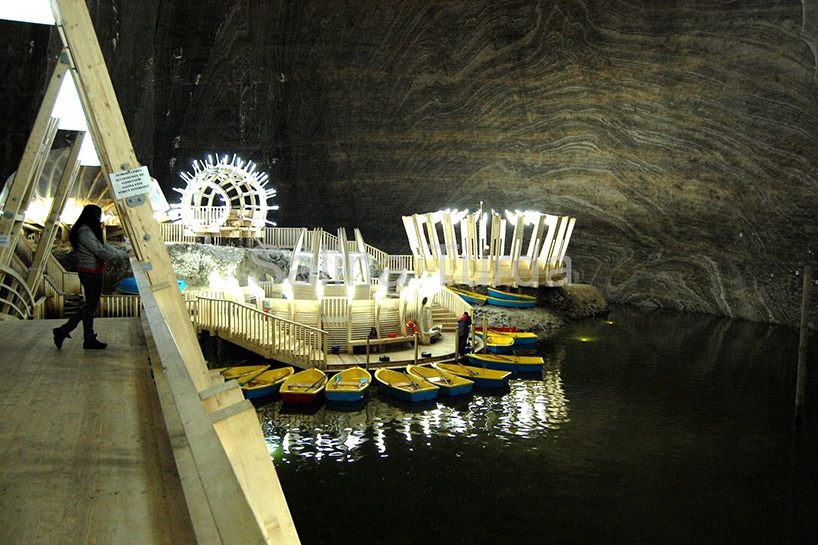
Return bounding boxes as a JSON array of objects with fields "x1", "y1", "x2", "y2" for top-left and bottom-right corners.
[
  {"x1": 3, "y1": 1, "x2": 818, "y2": 326},
  {"x1": 467, "y1": 283, "x2": 608, "y2": 337}
]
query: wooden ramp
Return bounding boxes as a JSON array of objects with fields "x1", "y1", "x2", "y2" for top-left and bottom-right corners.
[{"x1": 0, "y1": 317, "x2": 196, "y2": 545}]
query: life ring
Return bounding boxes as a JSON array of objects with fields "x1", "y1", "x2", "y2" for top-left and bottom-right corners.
[{"x1": 405, "y1": 321, "x2": 417, "y2": 335}]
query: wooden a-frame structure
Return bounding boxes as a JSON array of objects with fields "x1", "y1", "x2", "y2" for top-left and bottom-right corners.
[{"x1": 0, "y1": 2, "x2": 300, "y2": 543}]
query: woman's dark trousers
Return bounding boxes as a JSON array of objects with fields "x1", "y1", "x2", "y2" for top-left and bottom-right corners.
[{"x1": 59, "y1": 272, "x2": 103, "y2": 341}]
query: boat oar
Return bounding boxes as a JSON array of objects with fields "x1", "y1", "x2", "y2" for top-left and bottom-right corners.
[
  {"x1": 298, "y1": 375, "x2": 327, "y2": 392},
  {"x1": 434, "y1": 369, "x2": 451, "y2": 386},
  {"x1": 455, "y1": 362, "x2": 479, "y2": 376},
  {"x1": 237, "y1": 368, "x2": 267, "y2": 386}
]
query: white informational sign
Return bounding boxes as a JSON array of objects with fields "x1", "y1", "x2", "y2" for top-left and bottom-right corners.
[
  {"x1": 0, "y1": 234, "x2": 10, "y2": 248},
  {"x1": 110, "y1": 166, "x2": 152, "y2": 200}
]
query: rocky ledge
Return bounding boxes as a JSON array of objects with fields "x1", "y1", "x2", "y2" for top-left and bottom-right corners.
[{"x1": 467, "y1": 284, "x2": 609, "y2": 338}]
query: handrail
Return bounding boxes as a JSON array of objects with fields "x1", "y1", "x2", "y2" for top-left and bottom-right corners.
[
  {"x1": 0, "y1": 263, "x2": 38, "y2": 319},
  {"x1": 196, "y1": 296, "x2": 327, "y2": 368},
  {"x1": 433, "y1": 286, "x2": 473, "y2": 319}
]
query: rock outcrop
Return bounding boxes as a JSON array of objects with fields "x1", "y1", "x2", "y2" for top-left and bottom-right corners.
[{"x1": 3, "y1": 1, "x2": 818, "y2": 326}]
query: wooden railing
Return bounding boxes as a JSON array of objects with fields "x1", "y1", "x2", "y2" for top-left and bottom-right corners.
[
  {"x1": 433, "y1": 286, "x2": 473, "y2": 319},
  {"x1": 386, "y1": 254, "x2": 415, "y2": 272},
  {"x1": 98, "y1": 294, "x2": 141, "y2": 318},
  {"x1": 158, "y1": 222, "x2": 197, "y2": 243},
  {"x1": 196, "y1": 296, "x2": 327, "y2": 368},
  {"x1": 0, "y1": 263, "x2": 42, "y2": 320}
]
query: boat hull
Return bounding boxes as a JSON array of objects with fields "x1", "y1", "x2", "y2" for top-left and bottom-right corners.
[
  {"x1": 449, "y1": 287, "x2": 487, "y2": 305},
  {"x1": 486, "y1": 296, "x2": 535, "y2": 308},
  {"x1": 326, "y1": 368, "x2": 372, "y2": 402},
  {"x1": 434, "y1": 363, "x2": 511, "y2": 388},
  {"x1": 407, "y1": 365, "x2": 473, "y2": 396},
  {"x1": 280, "y1": 369, "x2": 327, "y2": 404},
  {"x1": 468, "y1": 353, "x2": 544, "y2": 372},
  {"x1": 240, "y1": 367, "x2": 294, "y2": 399},
  {"x1": 487, "y1": 287, "x2": 536, "y2": 302},
  {"x1": 375, "y1": 369, "x2": 438, "y2": 402}
]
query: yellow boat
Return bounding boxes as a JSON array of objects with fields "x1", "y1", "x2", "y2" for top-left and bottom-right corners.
[
  {"x1": 434, "y1": 362, "x2": 511, "y2": 388},
  {"x1": 326, "y1": 367, "x2": 372, "y2": 402},
  {"x1": 406, "y1": 364, "x2": 473, "y2": 396},
  {"x1": 374, "y1": 368, "x2": 438, "y2": 402},
  {"x1": 216, "y1": 364, "x2": 270, "y2": 382},
  {"x1": 467, "y1": 353, "x2": 544, "y2": 372},
  {"x1": 240, "y1": 366, "x2": 294, "y2": 399},
  {"x1": 475, "y1": 329, "x2": 538, "y2": 346},
  {"x1": 479, "y1": 333, "x2": 515, "y2": 354},
  {"x1": 448, "y1": 287, "x2": 487, "y2": 305},
  {"x1": 280, "y1": 368, "x2": 328, "y2": 404}
]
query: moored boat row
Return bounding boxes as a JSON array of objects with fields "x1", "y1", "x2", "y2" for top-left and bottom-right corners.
[{"x1": 450, "y1": 286, "x2": 537, "y2": 308}]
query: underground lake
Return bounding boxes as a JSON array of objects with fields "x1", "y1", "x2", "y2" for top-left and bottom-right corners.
[{"x1": 258, "y1": 307, "x2": 818, "y2": 544}]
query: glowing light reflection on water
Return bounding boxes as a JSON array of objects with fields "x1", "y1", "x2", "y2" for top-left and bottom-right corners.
[{"x1": 258, "y1": 348, "x2": 569, "y2": 464}]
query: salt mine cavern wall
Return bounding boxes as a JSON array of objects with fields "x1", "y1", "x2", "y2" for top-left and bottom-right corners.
[{"x1": 1, "y1": 0, "x2": 817, "y2": 327}]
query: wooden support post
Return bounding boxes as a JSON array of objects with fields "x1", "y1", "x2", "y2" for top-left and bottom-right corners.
[
  {"x1": 454, "y1": 331, "x2": 459, "y2": 363},
  {"x1": 482, "y1": 314, "x2": 488, "y2": 353},
  {"x1": 414, "y1": 332, "x2": 419, "y2": 365},
  {"x1": 795, "y1": 266, "x2": 811, "y2": 426},
  {"x1": 25, "y1": 133, "x2": 84, "y2": 294},
  {"x1": 53, "y1": 0, "x2": 212, "y2": 391},
  {"x1": 0, "y1": 59, "x2": 68, "y2": 272}
]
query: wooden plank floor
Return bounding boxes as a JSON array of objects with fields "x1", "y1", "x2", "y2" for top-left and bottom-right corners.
[{"x1": 0, "y1": 317, "x2": 196, "y2": 545}]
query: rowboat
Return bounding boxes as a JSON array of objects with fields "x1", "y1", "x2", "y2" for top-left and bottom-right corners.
[
  {"x1": 216, "y1": 364, "x2": 270, "y2": 382},
  {"x1": 280, "y1": 368, "x2": 328, "y2": 404},
  {"x1": 239, "y1": 366, "x2": 294, "y2": 399},
  {"x1": 407, "y1": 364, "x2": 473, "y2": 396},
  {"x1": 486, "y1": 296, "x2": 536, "y2": 308},
  {"x1": 448, "y1": 287, "x2": 487, "y2": 305},
  {"x1": 475, "y1": 329, "x2": 538, "y2": 346},
  {"x1": 467, "y1": 353, "x2": 545, "y2": 372},
  {"x1": 374, "y1": 368, "x2": 438, "y2": 402},
  {"x1": 477, "y1": 333, "x2": 515, "y2": 354},
  {"x1": 487, "y1": 287, "x2": 536, "y2": 302},
  {"x1": 326, "y1": 367, "x2": 372, "y2": 402},
  {"x1": 434, "y1": 362, "x2": 512, "y2": 388},
  {"x1": 118, "y1": 276, "x2": 186, "y2": 294}
]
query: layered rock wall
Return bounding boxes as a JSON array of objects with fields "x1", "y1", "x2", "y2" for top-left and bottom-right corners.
[{"x1": 2, "y1": 1, "x2": 817, "y2": 326}]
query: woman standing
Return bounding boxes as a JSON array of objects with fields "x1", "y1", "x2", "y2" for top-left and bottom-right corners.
[{"x1": 53, "y1": 204, "x2": 129, "y2": 350}]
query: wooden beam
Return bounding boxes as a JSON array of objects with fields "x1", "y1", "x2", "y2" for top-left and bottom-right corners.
[
  {"x1": 53, "y1": 0, "x2": 211, "y2": 392},
  {"x1": 26, "y1": 132, "x2": 84, "y2": 294},
  {"x1": 0, "y1": 59, "x2": 67, "y2": 270},
  {"x1": 133, "y1": 263, "x2": 299, "y2": 544}
]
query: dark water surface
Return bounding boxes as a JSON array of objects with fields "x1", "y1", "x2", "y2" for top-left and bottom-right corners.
[{"x1": 259, "y1": 308, "x2": 818, "y2": 544}]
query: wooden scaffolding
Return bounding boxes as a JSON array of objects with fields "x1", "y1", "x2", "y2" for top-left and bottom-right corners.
[{"x1": 0, "y1": 1, "x2": 299, "y2": 543}]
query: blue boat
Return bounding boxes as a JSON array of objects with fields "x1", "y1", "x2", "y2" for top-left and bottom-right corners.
[
  {"x1": 475, "y1": 329, "x2": 538, "y2": 346},
  {"x1": 467, "y1": 353, "x2": 544, "y2": 372},
  {"x1": 118, "y1": 276, "x2": 186, "y2": 294},
  {"x1": 325, "y1": 367, "x2": 372, "y2": 402},
  {"x1": 487, "y1": 287, "x2": 536, "y2": 302},
  {"x1": 448, "y1": 287, "x2": 487, "y2": 305},
  {"x1": 240, "y1": 367, "x2": 294, "y2": 399},
  {"x1": 486, "y1": 296, "x2": 535, "y2": 308},
  {"x1": 407, "y1": 364, "x2": 473, "y2": 396},
  {"x1": 374, "y1": 368, "x2": 438, "y2": 402}
]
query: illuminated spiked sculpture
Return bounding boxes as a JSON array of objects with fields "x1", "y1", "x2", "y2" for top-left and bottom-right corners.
[{"x1": 173, "y1": 154, "x2": 278, "y2": 240}]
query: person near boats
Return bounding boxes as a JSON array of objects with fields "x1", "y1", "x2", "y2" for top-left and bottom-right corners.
[
  {"x1": 52, "y1": 204, "x2": 130, "y2": 350},
  {"x1": 457, "y1": 311, "x2": 472, "y2": 356}
]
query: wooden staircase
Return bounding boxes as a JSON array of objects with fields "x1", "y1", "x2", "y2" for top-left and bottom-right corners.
[{"x1": 432, "y1": 302, "x2": 459, "y2": 332}]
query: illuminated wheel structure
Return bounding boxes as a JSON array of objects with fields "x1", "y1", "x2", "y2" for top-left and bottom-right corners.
[{"x1": 173, "y1": 154, "x2": 278, "y2": 239}]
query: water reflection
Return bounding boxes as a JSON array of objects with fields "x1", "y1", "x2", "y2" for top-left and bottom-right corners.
[{"x1": 258, "y1": 346, "x2": 569, "y2": 464}]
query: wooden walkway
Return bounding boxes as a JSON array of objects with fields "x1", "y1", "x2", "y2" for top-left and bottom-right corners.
[{"x1": 0, "y1": 317, "x2": 196, "y2": 545}]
